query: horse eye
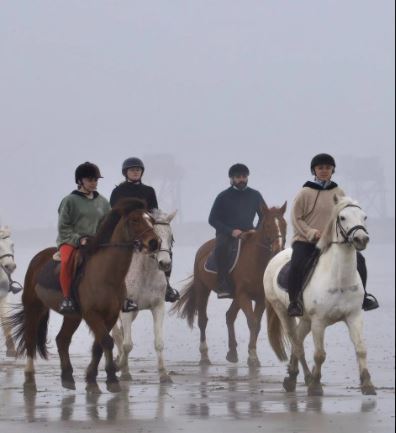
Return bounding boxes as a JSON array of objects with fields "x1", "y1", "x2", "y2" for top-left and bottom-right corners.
[
  {"x1": 340, "y1": 216, "x2": 346, "y2": 221},
  {"x1": 364, "y1": 216, "x2": 368, "y2": 221}
]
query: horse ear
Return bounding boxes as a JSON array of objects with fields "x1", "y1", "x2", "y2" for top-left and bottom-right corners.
[
  {"x1": 280, "y1": 201, "x2": 287, "y2": 214},
  {"x1": 333, "y1": 194, "x2": 339, "y2": 204},
  {"x1": 166, "y1": 210, "x2": 178, "y2": 223}
]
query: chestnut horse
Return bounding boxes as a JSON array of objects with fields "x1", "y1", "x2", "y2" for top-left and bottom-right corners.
[
  {"x1": 173, "y1": 202, "x2": 287, "y2": 367},
  {"x1": 8, "y1": 199, "x2": 160, "y2": 394}
]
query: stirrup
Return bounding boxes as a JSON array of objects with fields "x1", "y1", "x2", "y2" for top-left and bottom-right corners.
[
  {"x1": 362, "y1": 293, "x2": 379, "y2": 311},
  {"x1": 122, "y1": 298, "x2": 138, "y2": 313},
  {"x1": 165, "y1": 286, "x2": 180, "y2": 303},
  {"x1": 59, "y1": 298, "x2": 77, "y2": 315},
  {"x1": 217, "y1": 291, "x2": 233, "y2": 299}
]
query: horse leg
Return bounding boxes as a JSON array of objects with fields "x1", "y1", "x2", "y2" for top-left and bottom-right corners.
[
  {"x1": 295, "y1": 318, "x2": 313, "y2": 386},
  {"x1": 198, "y1": 288, "x2": 211, "y2": 366},
  {"x1": 238, "y1": 293, "x2": 260, "y2": 368},
  {"x1": 112, "y1": 321, "x2": 123, "y2": 364},
  {"x1": 226, "y1": 300, "x2": 240, "y2": 363},
  {"x1": 251, "y1": 300, "x2": 266, "y2": 367},
  {"x1": 346, "y1": 313, "x2": 376, "y2": 395},
  {"x1": 0, "y1": 298, "x2": 16, "y2": 357},
  {"x1": 56, "y1": 316, "x2": 82, "y2": 390},
  {"x1": 84, "y1": 312, "x2": 120, "y2": 394},
  {"x1": 308, "y1": 321, "x2": 326, "y2": 396},
  {"x1": 152, "y1": 303, "x2": 172, "y2": 384},
  {"x1": 117, "y1": 312, "x2": 137, "y2": 381},
  {"x1": 86, "y1": 341, "x2": 104, "y2": 394}
]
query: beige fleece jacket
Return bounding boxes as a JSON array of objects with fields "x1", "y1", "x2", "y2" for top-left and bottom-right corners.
[{"x1": 291, "y1": 184, "x2": 345, "y2": 244}]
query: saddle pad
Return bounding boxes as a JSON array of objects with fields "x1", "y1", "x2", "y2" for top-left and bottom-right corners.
[
  {"x1": 36, "y1": 259, "x2": 82, "y2": 303},
  {"x1": 277, "y1": 261, "x2": 291, "y2": 292},
  {"x1": 204, "y1": 239, "x2": 242, "y2": 274}
]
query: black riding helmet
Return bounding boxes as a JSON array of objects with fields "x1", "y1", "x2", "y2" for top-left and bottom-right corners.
[
  {"x1": 229, "y1": 163, "x2": 250, "y2": 178},
  {"x1": 310, "y1": 153, "x2": 336, "y2": 174},
  {"x1": 122, "y1": 157, "x2": 145, "y2": 177},
  {"x1": 75, "y1": 162, "x2": 103, "y2": 184}
]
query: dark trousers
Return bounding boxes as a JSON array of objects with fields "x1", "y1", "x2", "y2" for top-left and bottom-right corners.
[
  {"x1": 288, "y1": 241, "x2": 367, "y2": 302},
  {"x1": 215, "y1": 234, "x2": 234, "y2": 281}
]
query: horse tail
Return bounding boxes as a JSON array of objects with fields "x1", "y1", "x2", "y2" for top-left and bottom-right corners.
[
  {"x1": 170, "y1": 276, "x2": 198, "y2": 329},
  {"x1": 7, "y1": 248, "x2": 53, "y2": 360},
  {"x1": 8, "y1": 305, "x2": 50, "y2": 360},
  {"x1": 266, "y1": 299, "x2": 289, "y2": 362}
]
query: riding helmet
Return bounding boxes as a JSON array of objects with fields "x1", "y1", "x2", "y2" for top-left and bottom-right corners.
[
  {"x1": 228, "y1": 163, "x2": 250, "y2": 178},
  {"x1": 310, "y1": 153, "x2": 336, "y2": 174},
  {"x1": 122, "y1": 157, "x2": 145, "y2": 176},
  {"x1": 75, "y1": 162, "x2": 103, "y2": 184}
]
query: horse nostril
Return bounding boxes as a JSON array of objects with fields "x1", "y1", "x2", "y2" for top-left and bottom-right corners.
[{"x1": 149, "y1": 239, "x2": 159, "y2": 252}]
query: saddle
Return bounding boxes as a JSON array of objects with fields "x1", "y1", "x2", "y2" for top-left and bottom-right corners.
[
  {"x1": 277, "y1": 250, "x2": 321, "y2": 293},
  {"x1": 36, "y1": 250, "x2": 86, "y2": 304},
  {"x1": 204, "y1": 238, "x2": 242, "y2": 274}
]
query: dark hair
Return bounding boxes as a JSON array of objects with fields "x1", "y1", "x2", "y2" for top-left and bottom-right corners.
[{"x1": 229, "y1": 163, "x2": 250, "y2": 178}]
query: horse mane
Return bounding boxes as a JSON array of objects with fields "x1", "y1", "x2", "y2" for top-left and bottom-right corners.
[
  {"x1": 0, "y1": 226, "x2": 11, "y2": 239},
  {"x1": 317, "y1": 195, "x2": 360, "y2": 251},
  {"x1": 87, "y1": 198, "x2": 147, "y2": 253}
]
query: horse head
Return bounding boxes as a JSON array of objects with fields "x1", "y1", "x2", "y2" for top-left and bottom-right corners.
[
  {"x1": 333, "y1": 195, "x2": 369, "y2": 251},
  {"x1": 257, "y1": 201, "x2": 287, "y2": 256},
  {"x1": 0, "y1": 226, "x2": 16, "y2": 275},
  {"x1": 150, "y1": 209, "x2": 177, "y2": 272}
]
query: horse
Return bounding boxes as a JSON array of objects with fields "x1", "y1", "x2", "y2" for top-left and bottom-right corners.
[
  {"x1": 8, "y1": 199, "x2": 161, "y2": 394},
  {"x1": 112, "y1": 209, "x2": 177, "y2": 384},
  {"x1": 264, "y1": 195, "x2": 376, "y2": 396},
  {"x1": 0, "y1": 226, "x2": 18, "y2": 357},
  {"x1": 172, "y1": 201, "x2": 287, "y2": 367}
]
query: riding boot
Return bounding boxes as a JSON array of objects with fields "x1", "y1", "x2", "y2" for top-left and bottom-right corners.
[
  {"x1": 59, "y1": 297, "x2": 77, "y2": 315},
  {"x1": 122, "y1": 298, "x2": 138, "y2": 313},
  {"x1": 165, "y1": 278, "x2": 180, "y2": 303},
  {"x1": 217, "y1": 273, "x2": 234, "y2": 299},
  {"x1": 357, "y1": 252, "x2": 379, "y2": 311}
]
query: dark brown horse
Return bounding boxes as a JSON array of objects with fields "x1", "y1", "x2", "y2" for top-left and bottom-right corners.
[
  {"x1": 9, "y1": 199, "x2": 160, "y2": 394},
  {"x1": 172, "y1": 202, "x2": 287, "y2": 367}
]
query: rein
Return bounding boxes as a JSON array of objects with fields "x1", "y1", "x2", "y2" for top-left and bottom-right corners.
[{"x1": 99, "y1": 226, "x2": 155, "y2": 249}]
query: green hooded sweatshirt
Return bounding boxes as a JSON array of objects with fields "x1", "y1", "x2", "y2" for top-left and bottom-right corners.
[{"x1": 56, "y1": 190, "x2": 111, "y2": 247}]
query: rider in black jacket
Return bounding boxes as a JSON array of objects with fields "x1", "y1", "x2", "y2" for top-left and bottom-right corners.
[
  {"x1": 209, "y1": 163, "x2": 265, "y2": 298},
  {"x1": 110, "y1": 157, "x2": 180, "y2": 311}
]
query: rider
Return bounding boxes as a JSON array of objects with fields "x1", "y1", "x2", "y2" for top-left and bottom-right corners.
[
  {"x1": 110, "y1": 157, "x2": 180, "y2": 311},
  {"x1": 287, "y1": 153, "x2": 380, "y2": 317},
  {"x1": 209, "y1": 163, "x2": 265, "y2": 299},
  {"x1": 57, "y1": 162, "x2": 111, "y2": 314}
]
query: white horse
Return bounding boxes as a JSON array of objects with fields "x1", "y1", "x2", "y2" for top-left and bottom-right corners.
[
  {"x1": 112, "y1": 209, "x2": 177, "y2": 384},
  {"x1": 264, "y1": 196, "x2": 376, "y2": 396},
  {"x1": 0, "y1": 226, "x2": 18, "y2": 357}
]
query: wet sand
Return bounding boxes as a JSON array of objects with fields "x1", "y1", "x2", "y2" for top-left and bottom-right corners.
[{"x1": 0, "y1": 244, "x2": 394, "y2": 432}]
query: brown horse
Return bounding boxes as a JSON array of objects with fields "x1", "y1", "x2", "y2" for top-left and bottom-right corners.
[
  {"x1": 172, "y1": 201, "x2": 287, "y2": 367},
  {"x1": 8, "y1": 199, "x2": 160, "y2": 394}
]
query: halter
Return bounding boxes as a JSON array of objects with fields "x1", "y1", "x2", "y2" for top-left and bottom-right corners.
[{"x1": 334, "y1": 204, "x2": 369, "y2": 244}]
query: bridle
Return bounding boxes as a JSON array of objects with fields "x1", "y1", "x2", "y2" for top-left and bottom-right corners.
[
  {"x1": 99, "y1": 226, "x2": 158, "y2": 250},
  {"x1": 152, "y1": 221, "x2": 174, "y2": 257},
  {"x1": 334, "y1": 204, "x2": 369, "y2": 245},
  {"x1": 0, "y1": 236, "x2": 23, "y2": 294}
]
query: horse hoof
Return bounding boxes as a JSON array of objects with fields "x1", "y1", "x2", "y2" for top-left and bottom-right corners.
[
  {"x1": 160, "y1": 374, "x2": 173, "y2": 384},
  {"x1": 226, "y1": 352, "x2": 239, "y2": 363},
  {"x1": 23, "y1": 381, "x2": 37, "y2": 394},
  {"x1": 62, "y1": 380, "x2": 76, "y2": 390},
  {"x1": 308, "y1": 385, "x2": 324, "y2": 396},
  {"x1": 362, "y1": 385, "x2": 377, "y2": 396},
  {"x1": 107, "y1": 381, "x2": 122, "y2": 393},
  {"x1": 247, "y1": 358, "x2": 261, "y2": 368},
  {"x1": 199, "y1": 359, "x2": 212, "y2": 366},
  {"x1": 120, "y1": 373, "x2": 133, "y2": 382},
  {"x1": 283, "y1": 377, "x2": 297, "y2": 393},
  {"x1": 86, "y1": 383, "x2": 102, "y2": 395}
]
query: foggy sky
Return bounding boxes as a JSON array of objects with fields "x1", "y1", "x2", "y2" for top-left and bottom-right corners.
[{"x1": 0, "y1": 1, "x2": 394, "y2": 229}]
